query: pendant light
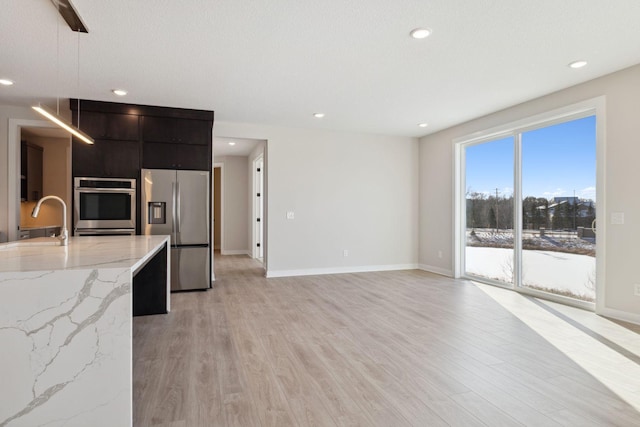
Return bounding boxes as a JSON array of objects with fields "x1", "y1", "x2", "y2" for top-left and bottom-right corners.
[{"x1": 32, "y1": 0, "x2": 94, "y2": 145}]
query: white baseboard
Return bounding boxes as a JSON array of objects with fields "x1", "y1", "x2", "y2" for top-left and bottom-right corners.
[
  {"x1": 418, "y1": 264, "x2": 453, "y2": 277},
  {"x1": 597, "y1": 307, "x2": 640, "y2": 326},
  {"x1": 221, "y1": 249, "x2": 250, "y2": 256},
  {"x1": 266, "y1": 263, "x2": 419, "y2": 278}
]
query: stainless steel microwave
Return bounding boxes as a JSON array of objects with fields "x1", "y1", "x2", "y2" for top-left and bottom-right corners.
[{"x1": 74, "y1": 177, "x2": 136, "y2": 232}]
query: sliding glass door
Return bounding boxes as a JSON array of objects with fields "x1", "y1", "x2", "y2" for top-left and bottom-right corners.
[
  {"x1": 520, "y1": 116, "x2": 596, "y2": 302},
  {"x1": 461, "y1": 113, "x2": 597, "y2": 306},
  {"x1": 464, "y1": 136, "x2": 515, "y2": 286}
]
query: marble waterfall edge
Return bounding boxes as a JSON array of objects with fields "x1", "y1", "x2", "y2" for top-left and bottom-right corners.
[{"x1": 0, "y1": 267, "x2": 132, "y2": 427}]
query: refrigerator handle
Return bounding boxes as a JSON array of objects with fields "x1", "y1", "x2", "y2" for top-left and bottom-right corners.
[
  {"x1": 176, "y1": 181, "x2": 181, "y2": 233},
  {"x1": 171, "y1": 182, "x2": 178, "y2": 234}
]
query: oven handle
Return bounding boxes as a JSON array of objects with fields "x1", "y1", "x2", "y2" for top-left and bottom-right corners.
[
  {"x1": 75, "y1": 188, "x2": 135, "y2": 194},
  {"x1": 75, "y1": 228, "x2": 136, "y2": 236}
]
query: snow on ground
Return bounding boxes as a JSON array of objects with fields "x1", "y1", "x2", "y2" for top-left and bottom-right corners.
[
  {"x1": 465, "y1": 246, "x2": 595, "y2": 301},
  {"x1": 468, "y1": 229, "x2": 595, "y2": 254}
]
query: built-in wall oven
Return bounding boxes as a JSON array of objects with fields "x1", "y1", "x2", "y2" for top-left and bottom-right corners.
[{"x1": 74, "y1": 177, "x2": 136, "y2": 235}]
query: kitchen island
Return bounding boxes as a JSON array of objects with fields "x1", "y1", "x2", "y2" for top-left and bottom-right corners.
[{"x1": 0, "y1": 235, "x2": 170, "y2": 427}]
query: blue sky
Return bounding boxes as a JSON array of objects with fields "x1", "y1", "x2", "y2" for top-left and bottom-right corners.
[{"x1": 465, "y1": 115, "x2": 596, "y2": 200}]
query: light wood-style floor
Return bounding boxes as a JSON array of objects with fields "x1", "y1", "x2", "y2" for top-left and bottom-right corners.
[{"x1": 133, "y1": 255, "x2": 640, "y2": 426}]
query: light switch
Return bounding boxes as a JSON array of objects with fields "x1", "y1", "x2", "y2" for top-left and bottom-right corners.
[
  {"x1": 611, "y1": 212, "x2": 624, "y2": 225},
  {"x1": 286, "y1": 211, "x2": 295, "y2": 220}
]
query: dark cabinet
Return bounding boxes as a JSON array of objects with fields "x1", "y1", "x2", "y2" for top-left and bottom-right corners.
[
  {"x1": 71, "y1": 100, "x2": 213, "y2": 177},
  {"x1": 141, "y1": 115, "x2": 212, "y2": 170},
  {"x1": 75, "y1": 111, "x2": 139, "y2": 141},
  {"x1": 142, "y1": 116, "x2": 210, "y2": 145},
  {"x1": 72, "y1": 138, "x2": 140, "y2": 178},
  {"x1": 21, "y1": 141, "x2": 43, "y2": 201},
  {"x1": 133, "y1": 243, "x2": 168, "y2": 316},
  {"x1": 142, "y1": 141, "x2": 210, "y2": 170}
]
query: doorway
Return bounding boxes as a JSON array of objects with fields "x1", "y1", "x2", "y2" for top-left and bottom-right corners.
[
  {"x1": 211, "y1": 137, "x2": 267, "y2": 278},
  {"x1": 213, "y1": 164, "x2": 223, "y2": 251},
  {"x1": 455, "y1": 99, "x2": 604, "y2": 310},
  {"x1": 7, "y1": 119, "x2": 71, "y2": 242}
]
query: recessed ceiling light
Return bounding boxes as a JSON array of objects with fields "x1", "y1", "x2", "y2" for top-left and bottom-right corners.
[
  {"x1": 568, "y1": 60, "x2": 587, "y2": 69},
  {"x1": 0, "y1": 79, "x2": 14, "y2": 86},
  {"x1": 418, "y1": 123, "x2": 429, "y2": 128},
  {"x1": 313, "y1": 113, "x2": 325, "y2": 118},
  {"x1": 410, "y1": 28, "x2": 432, "y2": 39},
  {"x1": 112, "y1": 89, "x2": 128, "y2": 96},
  {"x1": 228, "y1": 142, "x2": 236, "y2": 146}
]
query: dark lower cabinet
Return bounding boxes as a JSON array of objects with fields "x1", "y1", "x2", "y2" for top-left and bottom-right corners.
[
  {"x1": 72, "y1": 138, "x2": 140, "y2": 178},
  {"x1": 133, "y1": 243, "x2": 167, "y2": 316}
]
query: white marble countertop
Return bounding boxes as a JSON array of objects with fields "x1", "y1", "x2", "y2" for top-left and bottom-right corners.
[
  {"x1": 0, "y1": 234, "x2": 171, "y2": 426},
  {"x1": 0, "y1": 235, "x2": 170, "y2": 273}
]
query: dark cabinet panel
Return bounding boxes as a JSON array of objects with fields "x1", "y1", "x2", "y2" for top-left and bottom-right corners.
[
  {"x1": 72, "y1": 139, "x2": 140, "y2": 178},
  {"x1": 21, "y1": 142, "x2": 43, "y2": 201},
  {"x1": 142, "y1": 116, "x2": 210, "y2": 145},
  {"x1": 141, "y1": 142, "x2": 175, "y2": 169},
  {"x1": 75, "y1": 111, "x2": 139, "y2": 141},
  {"x1": 133, "y1": 244, "x2": 168, "y2": 316},
  {"x1": 142, "y1": 142, "x2": 210, "y2": 170}
]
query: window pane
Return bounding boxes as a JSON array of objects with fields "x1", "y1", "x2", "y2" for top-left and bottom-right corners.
[
  {"x1": 521, "y1": 116, "x2": 596, "y2": 302},
  {"x1": 464, "y1": 136, "x2": 514, "y2": 285}
]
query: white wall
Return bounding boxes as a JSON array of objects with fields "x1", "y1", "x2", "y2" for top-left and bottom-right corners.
[
  {"x1": 214, "y1": 155, "x2": 250, "y2": 254},
  {"x1": 419, "y1": 63, "x2": 640, "y2": 322},
  {"x1": 215, "y1": 122, "x2": 419, "y2": 277}
]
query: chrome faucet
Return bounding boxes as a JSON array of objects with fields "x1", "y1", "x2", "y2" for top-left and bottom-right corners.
[{"x1": 31, "y1": 195, "x2": 69, "y2": 246}]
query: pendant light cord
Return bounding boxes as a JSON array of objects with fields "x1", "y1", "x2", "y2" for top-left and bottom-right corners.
[
  {"x1": 77, "y1": 28, "x2": 81, "y2": 129},
  {"x1": 56, "y1": 2, "x2": 60, "y2": 116}
]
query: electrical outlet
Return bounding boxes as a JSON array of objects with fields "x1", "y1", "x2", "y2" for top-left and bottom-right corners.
[
  {"x1": 438, "y1": 250, "x2": 443, "y2": 259},
  {"x1": 343, "y1": 249, "x2": 349, "y2": 257},
  {"x1": 634, "y1": 284, "x2": 640, "y2": 296}
]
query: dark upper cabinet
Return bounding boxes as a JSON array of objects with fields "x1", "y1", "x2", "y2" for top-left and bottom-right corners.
[
  {"x1": 72, "y1": 138, "x2": 140, "y2": 178},
  {"x1": 142, "y1": 116, "x2": 210, "y2": 145},
  {"x1": 70, "y1": 100, "x2": 213, "y2": 176},
  {"x1": 21, "y1": 141, "x2": 43, "y2": 201},
  {"x1": 142, "y1": 142, "x2": 210, "y2": 170},
  {"x1": 74, "y1": 111, "x2": 139, "y2": 141}
]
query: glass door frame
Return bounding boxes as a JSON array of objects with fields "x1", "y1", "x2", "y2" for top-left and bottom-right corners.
[{"x1": 454, "y1": 97, "x2": 606, "y2": 312}]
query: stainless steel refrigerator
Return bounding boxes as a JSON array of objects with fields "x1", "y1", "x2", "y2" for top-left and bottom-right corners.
[{"x1": 141, "y1": 169, "x2": 211, "y2": 291}]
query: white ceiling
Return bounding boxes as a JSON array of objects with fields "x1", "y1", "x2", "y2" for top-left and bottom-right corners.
[{"x1": 1, "y1": 1, "x2": 639, "y2": 137}]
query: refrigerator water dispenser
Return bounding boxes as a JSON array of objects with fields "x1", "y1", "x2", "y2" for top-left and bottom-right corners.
[{"x1": 148, "y1": 202, "x2": 166, "y2": 224}]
